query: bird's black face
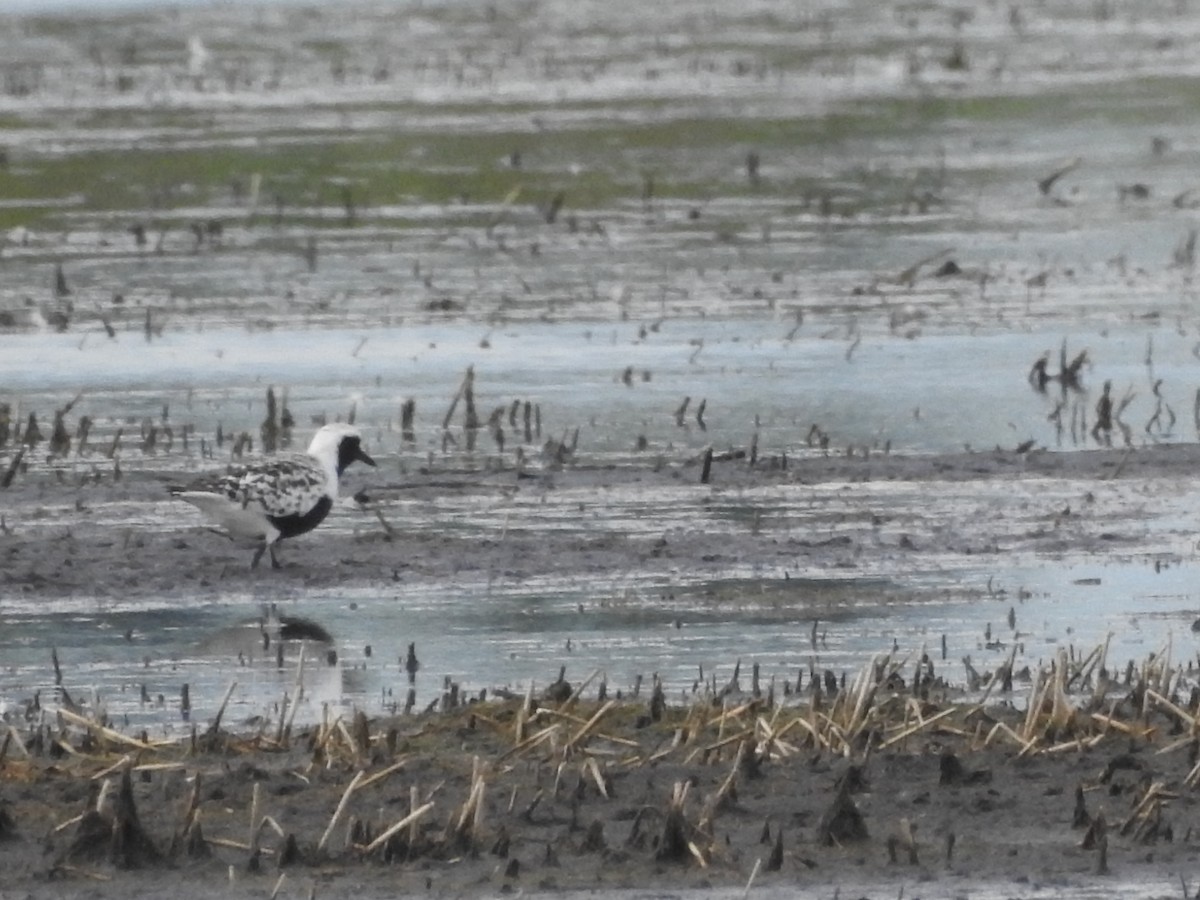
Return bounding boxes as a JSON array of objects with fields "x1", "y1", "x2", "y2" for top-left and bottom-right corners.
[{"x1": 336, "y1": 435, "x2": 377, "y2": 476}]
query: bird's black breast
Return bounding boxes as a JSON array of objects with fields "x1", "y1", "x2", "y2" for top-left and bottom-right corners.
[{"x1": 267, "y1": 495, "x2": 333, "y2": 539}]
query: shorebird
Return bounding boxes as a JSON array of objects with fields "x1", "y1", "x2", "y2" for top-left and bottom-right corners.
[{"x1": 170, "y1": 423, "x2": 376, "y2": 569}]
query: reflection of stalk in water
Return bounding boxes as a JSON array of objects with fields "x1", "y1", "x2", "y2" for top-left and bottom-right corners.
[
  {"x1": 1115, "y1": 387, "x2": 1135, "y2": 447},
  {"x1": 1037, "y1": 156, "x2": 1082, "y2": 198},
  {"x1": 1145, "y1": 378, "x2": 1176, "y2": 436}
]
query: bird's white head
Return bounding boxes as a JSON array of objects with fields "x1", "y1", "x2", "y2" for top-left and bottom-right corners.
[{"x1": 307, "y1": 424, "x2": 377, "y2": 477}]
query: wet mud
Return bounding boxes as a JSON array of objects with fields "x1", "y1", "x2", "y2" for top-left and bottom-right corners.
[
  {"x1": 3, "y1": 444, "x2": 1200, "y2": 898},
  {"x1": 2, "y1": 441, "x2": 1198, "y2": 602}
]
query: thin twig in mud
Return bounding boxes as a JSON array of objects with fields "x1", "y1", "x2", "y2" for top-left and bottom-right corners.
[
  {"x1": 1145, "y1": 690, "x2": 1197, "y2": 732},
  {"x1": 317, "y1": 770, "x2": 365, "y2": 853},
  {"x1": 336, "y1": 719, "x2": 363, "y2": 761},
  {"x1": 497, "y1": 723, "x2": 561, "y2": 763},
  {"x1": 356, "y1": 757, "x2": 411, "y2": 792},
  {"x1": 451, "y1": 764, "x2": 488, "y2": 845},
  {"x1": 564, "y1": 699, "x2": 617, "y2": 753},
  {"x1": 279, "y1": 650, "x2": 306, "y2": 746},
  {"x1": 743, "y1": 856, "x2": 762, "y2": 898},
  {"x1": 584, "y1": 756, "x2": 610, "y2": 798},
  {"x1": 52, "y1": 865, "x2": 111, "y2": 882},
  {"x1": 204, "y1": 680, "x2": 237, "y2": 742},
  {"x1": 362, "y1": 802, "x2": 435, "y2": 854},
  {"x1": 89, "y1": 754, "x2": 136, "y2": 781},
  {"x1": 248, "y1": 782, "x2": 262, "y2": 846},
  {"x1": 698, "y1": 740, "x2": 745, "y2": 830},
  {"x1": 176, "y1": 771, "x2": 204, "y2": 843},
  {"x1": 562, "y1": 668, "x2": 604, "y2": 709},
  {"x1": 206, "y1": 835, "x2": 274, "y2": 854},
  {"x1": 880, "y1": 708, "x2": 958, "y2": 749},
  {"x1": 57, "y1": 708, "x2": 158, "y2": 751}
]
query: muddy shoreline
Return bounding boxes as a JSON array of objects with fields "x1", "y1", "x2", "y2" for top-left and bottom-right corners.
[{"x1": 2, "y1": 441, "x2": 1196, "y2": 602}]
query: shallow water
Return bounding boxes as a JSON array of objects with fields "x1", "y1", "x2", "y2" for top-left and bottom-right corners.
[
  {"x1": 3, "y1": 491, "x2": 1199, "y2": 733},
  {"x1": 2, "y1": 319, "x2": 1198, "y2": 468},
  {"x1": 4, "y1": 0, "x2": 1200, "y2": 731}
]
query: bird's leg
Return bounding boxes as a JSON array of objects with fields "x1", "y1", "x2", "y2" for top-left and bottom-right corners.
[
  {"x1": 269, "y1": 545, "x2": 282, "y2": 570},
  {"x1": 251, "y1": 543, "x2": 267, "y2": 569}
]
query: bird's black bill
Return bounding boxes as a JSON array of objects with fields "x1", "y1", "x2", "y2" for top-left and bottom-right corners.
[{"x1": 336, "y1": 436, "x2": 378, "y2": 475}]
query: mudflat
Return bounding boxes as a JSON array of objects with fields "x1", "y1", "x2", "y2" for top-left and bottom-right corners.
[
  {"x1": 2, "y1": 445, "x2": 1199, "y2": 899},
  {"x1": 3, "y1": 441, "x2": 1197, "y2": 601}
]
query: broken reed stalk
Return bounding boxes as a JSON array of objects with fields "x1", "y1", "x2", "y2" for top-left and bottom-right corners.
[
  {"x1": 356, "y1": 757, "x2": 410, "y2": 792},
  {"x1": 336, "y1": 719, "x2": 362, "y2": 761},
  {"x1": 261, "y1": 387, "x2": 279, "y2": 454},
  {"x1": 317, "y1": 770, "x2": 365, "y2": 852},
  {"x1": 362, "y1": 801, "x2": 435, "y2": 854},
  {"x1": 274, "y1": 644, "x2": 308, "y2": 747},
  {"x1": 90, "y1": 753, "x2": 136, "y2": 781},
  {"x1": 1146, "y1": 690, "x2": 1197, "y2": 732},
  {"x1": 978, "y1": 641, "x2": 1019, "y2": 706},
  {"x1": 496, "y1": 723, "x2": 562, "y2": 763},
  {"x1": 57, "y1": 708, "x2": 156, "y2": 751},
  {"x1": 179, "y1": 772, "x2": 203, "y2": 838},
  {"x1": 563, "y1": 699, "x2": 617, "y2": 754},
  {"x1": 409, "y1": 785, "x2": 421, "y2": 849},
  {"x1": 698, "y1": 740, "x2": 745, "y2": 830},
  {"x1": 442, "y1": 366, "x2": 477, "y2": 431},
  {"x1": 453, "y1": 766, "x2": 487, "y2": 843},
  {"x1": 248, "y1": 782, "x2": 262, "y2": 846},
  {"x1": 562, "y1": 668, "x2": 604, "y2": 708},
  {"x1": 880, "y1": 707, "x2": 957, "y2": 749},
  {"x1": 583, "y1": 756, "x2": 609, "y2": 798},
  {"x1": 656, "y1": 780, "x2": 695, "y2": 862},
  {"x1": 206, "y1": 680, "x2": 238, "y2": 739},
  {"x1": 1, "y1": 447, "x2": 24, "y2": 488}
]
